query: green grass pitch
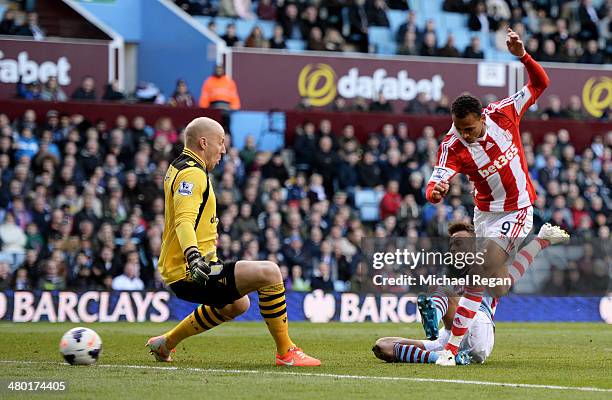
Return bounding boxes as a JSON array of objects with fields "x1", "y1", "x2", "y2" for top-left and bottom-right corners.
[{"x1": 0, "y1": 321, "x2": 610, "y2": 399}]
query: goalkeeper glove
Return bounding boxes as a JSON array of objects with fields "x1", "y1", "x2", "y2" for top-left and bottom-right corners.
[{"x1": 185, "y1": 248, "x2": 213, "y2": 286}]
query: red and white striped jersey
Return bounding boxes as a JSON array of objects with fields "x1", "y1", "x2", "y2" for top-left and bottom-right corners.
[{"x1": 426, "y1": 53, "x2": 549, "y2": 212}]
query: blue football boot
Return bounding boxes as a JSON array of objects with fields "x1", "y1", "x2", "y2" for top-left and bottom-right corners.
[{"x1": 417, "y1": 294, "x2": 439, "y2": 340}]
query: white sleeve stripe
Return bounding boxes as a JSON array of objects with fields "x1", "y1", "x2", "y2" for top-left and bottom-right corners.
[
  {"x1": 512, "y1": 85, "x2": 533, "y2": 115},
  {"x1": 439, "y1": 135, "x2": 458, "y2": 167}
]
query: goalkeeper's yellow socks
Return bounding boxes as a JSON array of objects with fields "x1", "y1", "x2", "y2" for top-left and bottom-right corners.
[
  {"x1": 165, "y1": 305, "x2": 228, "y2": 349},
  {"x1": 258, "y1": 282, "x2": 294, "y2": 356}
]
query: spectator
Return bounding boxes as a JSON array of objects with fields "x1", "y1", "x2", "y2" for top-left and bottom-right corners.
[
  {"x1": 306, "y1": 27, "x2": 326, "y2": 51},
  {"x1": 404, "y1": 92, "x2": 431, "y2": 114},
  {"x1": 437, "y1": 34, "x2": 461, "y2": 57},
  {"x1": 579, "y1": 0, "x2": 600, "y2": 42},
  {"x1": 290, "y1": 265, "x2": 311, "y2": 292},
  {"x1": 347, "y1": 0, "x2": 370, "y2": 52},
  {"x1": 12, "y1": 267, "x2": 31, "y2": 290},
  {"x1": 269, "y1": 24, "x2": 287, "y2": 49},
  {"x1": 0, "y1": 9, "x2": 17, "y2": 35},
  {"x1": 102, "y1": 81, "x2": 126, "y2": 101},
  {"x1": 367, "y1": 0, "x2": 390, "y2": 27},
  {"x1": 397, "y1": 30, "x2": 419, "y2": 56},
  {"x1": 369, "y1": 92, "x2": 393, "y2": 113},
  {"x1": 419, "y1": 32, "x2": 438, "y2": 57},
  {"x1": 541, "y1": 95, "x2": 567, "y2": 119},
  {"x1": 15, "y1": 127, "x2": 39, "y2": 161},
  {"x1": 323, "y1": 28, "x2": 346, "y2": 52},
  {"x1": 15, "y1": 12, "x2": 45, "y2": 40},
  {"x1": 463, "y1": 36, "x2": 485, "y2": 59},
  {"x1": 71, "y1": 76, "x2": 97, "y2": 101},
  {"x1": 37, "y1": 260, "x2": 66, "y2": 290},
  {"x1": 278, "y1": 2, "x2": 300, "y2": 39},
  {"x1": 245, "y1": 26, "x2": 269, "y2": 48},
  {"x1": 380, "y1": 180, "x2": 401, "y2": 219},
  {"x1": 168, "y1": 79, "x2": 196, "y2": 107},
  {"x1": 468, "y1": 1, "x2": 496, "y2": 33},
  {"x1": 396, "y1": 10, "x2": 418, "y2": 43},
  {"x1": 540, "y1": 39, "x2": 560, "y2": 62},
  {"x1": 579, "y1": 40, "x2": 604, "y2": 64},
  {"x1": 221, "y1": 23, "x2": 241, "y2": 47},
  {"x1": 257, "y1": 0, "x2": 277, "y2": 21},
  {"x1": 300, "y1": 5, "x2": 320, "y2": 39},
  {"x1": 311, "y1": 262, "x2": 335, "y2": 291},
  {"x1": 565, "y1": 96, "x2": 588, "y2": 120},
  {"x1": 0, "y1": 261, "x2": 9, "y2": 290},
  {"x1": 40, "y1": 77, "x2": 67, "y2": 102},
  {"x1": 198, "y1": 65, "x2": 241, "y2": 110},
  {"x1": 111, "y1": 261, "x2": 145, "y2": 290}
]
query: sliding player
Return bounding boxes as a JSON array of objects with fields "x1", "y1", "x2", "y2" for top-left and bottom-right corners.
[
  {"x1": 372, "y1": 222, "x2": 569, "y2": 365},
  {"x1": 424, "y1": 28, "x2": 551, "y2": 365}
]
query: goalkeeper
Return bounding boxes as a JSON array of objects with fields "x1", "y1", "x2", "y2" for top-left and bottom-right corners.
[{"x1": 146, "y1": 117, "x2": 320, "y2": 367}]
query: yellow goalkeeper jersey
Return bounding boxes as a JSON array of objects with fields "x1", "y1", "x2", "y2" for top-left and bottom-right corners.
[{"x1": 159, "y1": 148, "x2": 218, "y2": 284}]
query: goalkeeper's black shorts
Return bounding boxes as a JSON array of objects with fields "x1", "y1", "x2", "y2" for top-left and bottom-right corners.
[{"x1": 169, "y1": 261, "x2": 240, "y2": 308}]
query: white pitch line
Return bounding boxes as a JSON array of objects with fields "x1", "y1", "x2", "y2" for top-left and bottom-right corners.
[{"x1": 1, "y1": 360, "x2": 611, "y2": 393}]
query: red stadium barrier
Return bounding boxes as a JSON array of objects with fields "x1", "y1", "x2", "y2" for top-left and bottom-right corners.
[
  {"x1": 285, "y1": 110, "x2": 611, "y2": 151},
  {"x1": 0, "y1": 99, "x2": 221, "y2": 128}
]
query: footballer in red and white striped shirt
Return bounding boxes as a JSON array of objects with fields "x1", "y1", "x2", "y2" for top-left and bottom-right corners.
[{"x1": 424, "y1": 28, "x2": 553, "y2": 365}]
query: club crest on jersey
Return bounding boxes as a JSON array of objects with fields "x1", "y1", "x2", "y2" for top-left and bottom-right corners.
[
  {"x1": 478, "y1": 144, "x2": 519, "y2": 178},
  {"x1": 503, "y1": 130, "x2": 512, "y2": 142},
  {"x1": 178, "y1": 181, "x2": 194, "y2": 196}
]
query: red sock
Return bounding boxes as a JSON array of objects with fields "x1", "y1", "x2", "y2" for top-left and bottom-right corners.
[{"x1": 444, "y1": 287, "x2": 484, "y2": 355}]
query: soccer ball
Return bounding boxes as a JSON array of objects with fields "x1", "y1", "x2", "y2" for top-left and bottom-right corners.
[{"x1": 59, "y1": 327, "x2": 102, "y2": 365}]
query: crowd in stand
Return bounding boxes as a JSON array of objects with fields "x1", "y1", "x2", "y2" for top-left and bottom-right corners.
[
  {"x1": 0, "y1": 107, "x2": 608, "y2": 294},
  {"x1": 175, "y1": 0, "x2": 612, "y2": 63},
  {"x1": 299, "y1": 91, "x2": 610, "y2": 122}
]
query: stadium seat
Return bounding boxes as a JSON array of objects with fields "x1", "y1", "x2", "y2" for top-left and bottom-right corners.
[
  {"x1": 451, "y1": 29, "x2": 471, "y2": 52},
  {"x1": 230, "y1": 111, "x2": 285, "y2": 152},
  {"x1": 387, "y1": 9, "x2": 407, "y2": 36},
  {"x1": 235, "y1": 19, "x2": 275, "y2": 40},
  {"x1": 354, "y1": 189, "x2": 384, "y2": 221},
  {"x1": 194, "y1": 16, "x2": 212, "y2": 30},
  {"x1": 286, "y1": 39, "x2": 306, "y2": 52},
  {"x1": 368, "y1": 26, "x2": 397, "y2": 55}
]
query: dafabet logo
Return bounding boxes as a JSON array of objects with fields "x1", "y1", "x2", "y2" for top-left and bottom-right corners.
[
  {"x1": 298, "y1": 63, "x2": 445, "y2": 107},
  {"x1": 582, "y1": 76, "x2": 611, "y2": 118}
]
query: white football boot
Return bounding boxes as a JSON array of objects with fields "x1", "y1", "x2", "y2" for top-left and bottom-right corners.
[
  {"x1": 538, "y1": 223, "x2": 570, "y2": 245},
  {"x1": 435, "y1": 349, "x2": 457, "y2": 366},
  {"x1": 145, "y1": 335, "x2": 175, "y2": 362}
]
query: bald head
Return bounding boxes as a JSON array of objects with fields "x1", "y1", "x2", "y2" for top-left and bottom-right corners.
[
  {"x1": 184, "y1": 117, "x2": 226, "y2": 170},
  {"x1": 185, "y1": 117, "x2": 224, "y2": 147}
]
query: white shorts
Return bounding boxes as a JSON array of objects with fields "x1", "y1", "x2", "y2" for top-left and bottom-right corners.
[
  {"x1": 474, "y1": 205, "x2": 534, "y2": 255},
  {"x1": 422, "y1": 311, "x2": 495, "y2": 363}
]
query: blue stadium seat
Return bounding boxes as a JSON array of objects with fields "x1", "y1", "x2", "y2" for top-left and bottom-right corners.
[
  {"x1": 354, "y1": 190, "x2": 384, "y2": 221},
  {"x1": 368, "y1": 26, "x2": 397, "y2": 55},
  {"x1": 442, "y1": 11, "x2": 467, "y2": 32},
  {"x1": 230, "y1": 111, "x2": 285, "y2": 152},
  {"x1": 213, "y1": 17, "x2": 236, "y2": 36},
  {"x1": 451, "y1": 29, "x2": 471, "y2": 52},
  {"x1": 234, "y1": 19, "x2": 275, "y2": 40},
  {"x1": 286, "y1": 39, "x2": 306, "y2": 52},
  {"x1": 387, "y1": 10, "x2": 407, "y2": 36},
  {"x1": 235, "y1": 19, "x2": 257, "y2": 40},
  {"x1": 194, "y1": 16, "x2": 212, "y2": 30}
]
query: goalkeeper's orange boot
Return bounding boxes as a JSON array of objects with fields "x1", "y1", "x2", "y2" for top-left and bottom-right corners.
[
  {"x1": 275, "y1": 347, "x2": 321, "y2": 367},
  {"x1": 145, "y1": 335, "x2": 175, "y2": 362}
]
